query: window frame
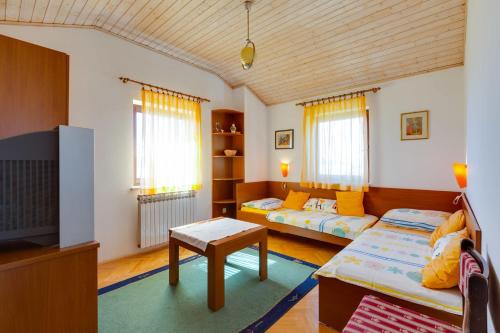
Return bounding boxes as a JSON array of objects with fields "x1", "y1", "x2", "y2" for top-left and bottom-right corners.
[{"x1": 133, "y1": 103, "x2": 142, "y2": 186}]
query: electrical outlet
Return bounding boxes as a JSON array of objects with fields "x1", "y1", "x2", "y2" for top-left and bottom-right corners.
[{"x1": 222, "y1": 207, "x2": 227, "y2": 214}]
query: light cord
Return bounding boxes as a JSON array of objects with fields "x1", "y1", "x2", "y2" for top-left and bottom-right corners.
[{"x1": 246, "y1": 2, "x2": 250, "y2": 41}]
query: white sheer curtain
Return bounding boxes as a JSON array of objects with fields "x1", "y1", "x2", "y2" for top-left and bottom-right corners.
[
  {"x1": 139, "y1": 89, "x2": 202, "y2": 194},
  {"x1": 301, "y1": 95, "x2": 368, "y2": 191}
]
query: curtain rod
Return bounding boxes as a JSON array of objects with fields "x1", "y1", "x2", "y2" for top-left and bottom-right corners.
[
  {"x1": 119, "y1": 77, "x2": 210, "y2": 103},
  {"x1": 296, "y1": 87, "x2": 381, "y2": 107}
]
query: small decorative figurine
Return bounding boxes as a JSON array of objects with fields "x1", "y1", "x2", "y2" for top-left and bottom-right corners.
[{"x1": 230, "y1": 123, "x2": 237, "y2": 134}]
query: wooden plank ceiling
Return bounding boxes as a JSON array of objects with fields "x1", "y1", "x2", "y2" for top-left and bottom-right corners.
[{"x1": 0, "y1": 0, "x2": 466, "y2": 105}]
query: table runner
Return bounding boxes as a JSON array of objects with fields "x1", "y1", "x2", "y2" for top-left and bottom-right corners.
[{"x1": 170, "y1": 218, "x2": 259, "y2": 251}]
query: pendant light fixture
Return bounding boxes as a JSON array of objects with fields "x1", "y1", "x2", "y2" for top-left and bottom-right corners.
[{"x1": 240, "y1": 0, "x2": 255, "y2": 70}]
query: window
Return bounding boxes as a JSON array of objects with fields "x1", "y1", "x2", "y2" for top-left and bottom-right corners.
[
  {"x1": 133, "y1": 90, "x2": 202, "y2": 193},
  {"x1": 301, "y1": 96, "x2": 368, "y2": 191},
  {"x1": 317, "y1": 114, "x2": 366, "y2": 181}
]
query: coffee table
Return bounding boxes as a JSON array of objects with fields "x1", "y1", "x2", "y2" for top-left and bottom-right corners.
[{"x1": 168, "y1": 218, "x2": 268, "y2": 311}]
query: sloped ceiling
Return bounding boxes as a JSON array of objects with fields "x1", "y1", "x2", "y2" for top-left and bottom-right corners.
[{"x1": 0, "y1": 0, "x2": 465, "y2": 104}]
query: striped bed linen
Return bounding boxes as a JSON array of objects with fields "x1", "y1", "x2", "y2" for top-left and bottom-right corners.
[
  {"x1": 380, "y1": 209, "x2": 451, "y2": 232},
  {"x1": 372, "y1": 221, "x2": 433, "y2": 237},
  {"x1": 240, "y1": 206, "x2": 275, "y2": 215},
  {"x1": 241, "y1": 198, "x2": 283, "y2": 210},
  {"x1": 314, "y1": 228, "x2": 463, "y2": 315},
  {"x1": 266, "y1": 209, "x2": 378, "y2": 240},
  {"x1": 343, "y1": 295, "x2": 461, "y2": 333}
]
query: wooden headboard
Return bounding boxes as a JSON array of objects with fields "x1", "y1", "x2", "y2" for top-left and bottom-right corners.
[
  {"x1": 236, "y1": 181, "x2": 482, "y2": 251},
  {"x1": 461, "y1": 194, "x2": 482, "y2": 251},
  {"x1": 267, "y1": 182, "x2": 459, "y2": 215}
]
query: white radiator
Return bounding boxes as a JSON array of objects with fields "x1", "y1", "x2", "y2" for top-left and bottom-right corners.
[{"x1": 137, "y1": 191, "x2": 196, "y2": 248}]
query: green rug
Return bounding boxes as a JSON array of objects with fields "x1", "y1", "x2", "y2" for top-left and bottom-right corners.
[{"x1": 98, "y1": 247, "x2": 319, "y2": 333}]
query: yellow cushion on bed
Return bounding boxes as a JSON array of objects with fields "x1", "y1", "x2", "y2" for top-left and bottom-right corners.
[
  {"x1": 422, "y1": 228, "x2": 468, "y2": 289},
  {"x1": 336, "y1": 191, "x2": 365, "y2": 217},
  {"x1": 429, "y1": 210, "x2": 465, "y2": 246},
  {"x1": 282, "y1": 190, "x2": 310, "y2": 210},
  {"x1": 241, "y1": 206, "x2": 272, "y2": 215}
]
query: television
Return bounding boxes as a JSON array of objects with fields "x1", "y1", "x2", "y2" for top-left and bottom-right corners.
[{"x1": 0, "y1": 126, "x2": 94, "y2": 248}]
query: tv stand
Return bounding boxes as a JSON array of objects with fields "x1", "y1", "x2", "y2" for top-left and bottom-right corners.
[{"x1": 0, "y1": 241, "x2": 99, "y2": 332}]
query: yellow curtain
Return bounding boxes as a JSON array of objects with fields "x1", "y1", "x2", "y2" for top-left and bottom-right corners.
[
  {"x1": 301, "y1": 95, "x2": 368, "y2": 192},
  {"x1": 140, "y1": 89, "x2": 202, "y2": 194}
]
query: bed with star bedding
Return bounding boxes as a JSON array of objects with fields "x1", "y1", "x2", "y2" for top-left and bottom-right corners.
[
  {"x1": 314, "y1": 228, "x2": 462, "y2": 314},
  {"x1": 265, "y1": 209, "x2": 378, "y2": 240}
]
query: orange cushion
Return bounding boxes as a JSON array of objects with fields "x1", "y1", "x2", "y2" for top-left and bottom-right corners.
[
  {"x1": 336, "y1": 191, "x2": 365, "y2": 217},
  {"x1": 422, "y1": 228, "x2": 469, "y2": 289},
  {"x1": 429, "y1": 210, "x2": 465, "y2": 246},
  {"x1": 282, "y1": 190, "x2": 310, "y2": 210}
]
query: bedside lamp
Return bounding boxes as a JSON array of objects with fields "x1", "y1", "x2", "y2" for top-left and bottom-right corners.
[
  {"x1": 280, "y1": 162, "x2": 289, "y2": 190},
  {"x1": 452, "y1": 163, "x2": 467, "y2": 204}
]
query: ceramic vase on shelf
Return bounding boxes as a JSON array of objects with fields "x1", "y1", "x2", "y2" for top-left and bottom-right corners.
[{"x1": 230, "y1": 123, "x2": 237, "y2": 134}]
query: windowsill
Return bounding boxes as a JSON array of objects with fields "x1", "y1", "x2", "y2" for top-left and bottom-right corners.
[{"x1": 130, "y1": 186, "x2": 200, "y2": 194}]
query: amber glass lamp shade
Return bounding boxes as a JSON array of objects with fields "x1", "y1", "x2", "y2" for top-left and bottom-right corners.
[
  {"x1": 280, "y1": 162, "x2": 289, "y2": 178},
  {"x1": 240, "y1": 40, "x2": 255, "y2": 70},
  {"x1": 453, "y1": 163, "x2": 467, "y2": 189}
]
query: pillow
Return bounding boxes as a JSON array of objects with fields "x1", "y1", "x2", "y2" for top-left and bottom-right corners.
[
  {"x1": 336, "y1": 191, "x2": 364, "y2": 217},
  {"x1": 429, "y1": 210, "x2": 465, "y2": 246},
  {"x1": 282, "y1": 190, "x2": 310, "y2": 210},
  {"x1": 303, "y1": 198, "x2": 337, "y2": 213},
  {"x1": 241, "y1": 198, "x2": 283, "y2": 211},
  {"x1": 422, "y1": 228, "x2": 469, "y2": 289},
  {"x1": 380, "y1": 209, "x2": 451, "y2": 232}
]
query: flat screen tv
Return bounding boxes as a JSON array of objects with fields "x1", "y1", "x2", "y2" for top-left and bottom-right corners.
[{"x1": 0, "y1": 129, "x2": 60, "y2": 246}]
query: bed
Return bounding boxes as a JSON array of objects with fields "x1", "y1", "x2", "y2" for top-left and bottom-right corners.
[
  {"x1": 236, "y1": 181, "x2": 462, "y2": 248},
  {"x1": 315, "y1": 228, "x2": 463, "y2": 314},
  {"x1": 316, "y1": 196, "x2": 482, "y2": 330}
]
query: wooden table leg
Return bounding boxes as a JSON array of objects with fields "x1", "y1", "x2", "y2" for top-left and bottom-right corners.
[
  {"x1": 259, "y1": 234, "x2": 268, "y2": 281},
  {"x1": 169, "y1": 238, "x2": 179, "y2": 285},
  {"x1": 207, "y1": 248, "x2": 225, "y2": 311}
]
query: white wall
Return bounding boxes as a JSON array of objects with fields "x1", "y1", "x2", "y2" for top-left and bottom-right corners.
[
  {"x1": 268, "y1": 67, "x2": 466, "y2": 191},
  {"x1": 232, "y1": 86, "x2": 268, "y2": 182},
  {"x1": 0, "y1": 25, "x2": 235, "y2": 262},
  {"x1": 244, "y1": 87, "x2": 269, "y2": 182},
  {"x1": 465, "y1": 1, "x2": 500, "y2": 331}
]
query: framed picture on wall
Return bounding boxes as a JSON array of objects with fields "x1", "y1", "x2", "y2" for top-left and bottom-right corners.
[
  {"x1": 401, "y1": 110, "x2": 429, "y2": 140},
  {"x1": 275, "y1": 129, "x2": 294, "y2": 149}
]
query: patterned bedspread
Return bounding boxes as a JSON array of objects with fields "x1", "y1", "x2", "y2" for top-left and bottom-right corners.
[
  {"x1": 314, "y1": 228, "x2": 462, "y2": 314},
  {"x1": 266, "y1": 209, "x2": 378, "y2": 240}
]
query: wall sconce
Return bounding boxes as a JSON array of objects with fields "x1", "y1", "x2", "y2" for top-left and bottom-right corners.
[
  {"x1": 452, "y1": 163, "x2": 467, "y2": 204},
  {"x1": 280, "y1": 162, "x2": 289, "y2": 190}
]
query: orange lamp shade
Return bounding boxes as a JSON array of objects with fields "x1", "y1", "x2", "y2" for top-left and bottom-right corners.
[
  {"x1": 453, "y1": 163, "x2": 467, "y2": 189},
  {"x1": 280, "y1": 162, "x2": 289, "y2": 178}
]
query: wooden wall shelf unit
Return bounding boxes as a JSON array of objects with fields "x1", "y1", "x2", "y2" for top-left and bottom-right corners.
[{"x1": 212, "y1": 109, "x2": 244, "y2": 218}]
